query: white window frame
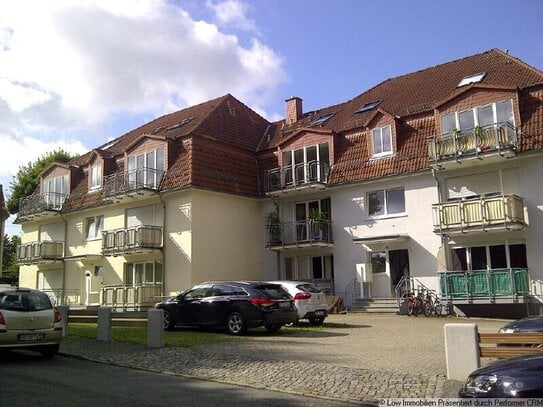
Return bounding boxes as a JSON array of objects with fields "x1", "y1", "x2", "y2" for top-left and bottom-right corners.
[
  {"x1": 367, "y1": 187, "x2": 406, "y2": 218},
  {"x1": 89, "y1": 163, "x2": 102, "y2": 191},
  {"x1": 281, "y1": 143, "x2": 330, "y2": 185},
  {"x1": 371, "y1": 125, "x2": 392, "y2": 157},
  {"x1": 85, "y1": 215, "x2": 104, "y2": 241},
  {"x1": 124, "y1": 261, "x2": 163, "y2": 286},
  {"x1": 127, "y1": 147, "x2": 165, "y2": 189},
  {"x1": 42, "y1": 174, "x2": 68, "y2": 209},
  {"x1": 440, "y1": 99, "x2": 514, "y2": 137}
]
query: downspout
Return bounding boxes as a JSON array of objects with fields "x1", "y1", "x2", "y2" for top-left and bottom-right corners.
[
  {"x1": 159, "y1": 191, "x2": 166, "y2": 299},
  {"x1": 432, "y1": 168, "x2": 450, "y2": 304},
  {"x1": 60, "y1": 213, "x2": 68, "y2": 305}
]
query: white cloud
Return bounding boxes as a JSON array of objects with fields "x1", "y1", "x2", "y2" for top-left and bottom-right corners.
[{"x1": 206, "y1": 0, "x2": 257, "y2": 32}]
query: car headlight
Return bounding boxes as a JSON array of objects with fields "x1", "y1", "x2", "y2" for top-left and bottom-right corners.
[{"x1": 462, "y1": 374, "x2": 498, "y2": 395}]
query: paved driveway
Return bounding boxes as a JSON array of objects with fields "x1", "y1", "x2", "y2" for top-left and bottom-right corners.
[{"x1": 195, "y1": 313, "x2": 507, "y2": 375}]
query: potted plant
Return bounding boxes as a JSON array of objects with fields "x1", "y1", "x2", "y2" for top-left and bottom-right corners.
[
  {"x1": 309, "y1": 210, "x2": 330, "y2": 240},
  {"x1": 265, "y1": 209, "x2": 282, "y2": 244}
]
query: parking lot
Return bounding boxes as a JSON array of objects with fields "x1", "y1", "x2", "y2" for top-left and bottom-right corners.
[{"x1": 60, "y1": 312, "x2": 508, "y2": 402}]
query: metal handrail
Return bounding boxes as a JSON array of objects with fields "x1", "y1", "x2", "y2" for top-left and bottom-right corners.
[
  {"x1": 18, "y1": 191, "x2": 68, "y2": 215},
  {"x1": 267, "y1": 219, "x2": 333, "y2": 247},
  {"x1": 103, "y1": 167, "x2": 164, "y2": 198},
  {"x1": 266, "y1": 161, "x2": 329, "y2": 192},
  {"x1": 102, "y1": 225, "x2": 163, "y2": 255}
]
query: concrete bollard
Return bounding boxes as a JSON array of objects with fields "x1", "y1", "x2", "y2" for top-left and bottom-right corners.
[
  {"x1": 444, "y1": 323, "x2": 480, "y2": 381},
  {"x1": 97, "y1": 307, "x2": 112, "y2": 343},
  {"x1": 57, "y1": 305, "x2": 70, "y2": 338},
  {"x1": 147, "y1": 309, "x2": 164, "y2": 349}
]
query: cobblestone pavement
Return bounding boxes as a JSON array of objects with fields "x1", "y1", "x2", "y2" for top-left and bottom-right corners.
[{"x1": 60, "y1": 313, "x2": 507, "y2": 405}]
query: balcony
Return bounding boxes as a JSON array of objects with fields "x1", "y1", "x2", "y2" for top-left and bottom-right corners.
[
  {"x1": 267, "y1": 219, "x2": 333, "y2": 250},
  {"x1": 16, "y1": 241, "x2": 64, "y2": 265},
  {"x1": 432, "y1": 194, "x2": 526, "y2": 235},
  {"x1": 103, "y1": 168, "x2": 164, "y2": 201},
  {"x1": 439, "y1": 268, "x2": 530, "y2": 303},
  {"x1": 102, "y1": 283, "x2": 163, "y2": 311},
  {"x1": 266, "y1": 161, "x2": 329, "y2": 196},
  {"x1": 102, "y1": 225, "x2": 163, "y2": 256},
  {"x1": 428, "y1": 122, "x2": 517, "y2": 169},
  {"x1": 17, "y1": 192, "x2": 67, "y2": 222}
]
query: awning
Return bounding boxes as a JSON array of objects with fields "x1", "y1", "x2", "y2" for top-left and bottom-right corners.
[{"x1": 352, "y1": 234, "x2": 409, "y2": 249}]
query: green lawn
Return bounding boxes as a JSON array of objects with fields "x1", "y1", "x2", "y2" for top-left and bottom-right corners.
[{"x1": 67, "y1": 320, "x2": 349, "y2": 348}]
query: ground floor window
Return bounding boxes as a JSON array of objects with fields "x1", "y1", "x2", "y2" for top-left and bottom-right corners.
[
  {"x1": 450, "y1": 242, "x2": 527, "y2": 271},
  {"x1": 124, "y1": 261, "x2": 163, "y2": 285},
  {"x1": 283, "y1": 255, "x2": 333, "y2": 280}
]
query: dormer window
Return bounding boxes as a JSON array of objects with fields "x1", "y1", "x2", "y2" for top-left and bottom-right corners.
[
  {"x1": 90, "y1": 163, "x2": 102, "y2": 191},
  {"x1": 42, "y1": 174, "x2": 68, "y2": 210},
  {"x1": 127, "y1": 147, "x2": 165, "y2": 190},
  {"x1": 372, "y1": 125, "x2": 392, "y2": 157}
]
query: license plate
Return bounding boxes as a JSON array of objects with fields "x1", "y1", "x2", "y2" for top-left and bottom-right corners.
[
  {"x1": 315, "y1": 310, "x2": 325, "y2": 316},
  {"x1": 17, "y1": 333, "x2": 45, "y2": 342}
]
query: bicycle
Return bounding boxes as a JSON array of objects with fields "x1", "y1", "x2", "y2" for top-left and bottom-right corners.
[{"x1": 405, "y1": 292, "x2": 423, "y2": 316}]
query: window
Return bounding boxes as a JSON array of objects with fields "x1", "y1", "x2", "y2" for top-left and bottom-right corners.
[
  {"x1": 457, "y1": 72, "x2": 486, "y2": 87},
  {"x1": 90, "y1": 163, "x2": 102, "y2": 190},
  {"x1": 355, "y1": 100, "x2": 382, "y2": 114},
  {"x1": 281, "y1": 143, "x2": 330, "y2": 186},
  {"x1": 371, "y1": 125, "x2": 392, "y2": 157},
  {"x1": 440, "y1": 99, "x2": 514, "y2": 137},
  {"x1": 127, "y1": 147, "x2": 165, "y2": 190},
  {"x1": 309, "y1": 113, "x2": 334, "y2": 126},
  {"x1": 42, "y1": 174, "x2": 68, "y2": 209},
  {"x1": 450, "y1": 243, "x2": 527, "y2": 271},
  {"x1": 124, "y1": 261, "x2": 163, "y2": 286},
  {"x1": 368, "y1": 188, "x2": 405, "y2": 217},
  {"x1": 284, "y1": 255, "x2": 333, "y2": 280},
  {"x1": 85, "y1": 216, "x2": 104, "y2": 240},
  {"x1": 371, "y1": 252, "x2": 386, "y2": 273}
]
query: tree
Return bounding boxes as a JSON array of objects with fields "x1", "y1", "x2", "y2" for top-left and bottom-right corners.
[
  {"x1": 2, "y1": 234, "x2": 20, "y2": 278},
  {"x1": 7, "y1": 149, "x2": 75, "y2": 214}
]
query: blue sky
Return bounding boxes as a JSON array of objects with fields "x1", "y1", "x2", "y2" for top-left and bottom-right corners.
[{"x1": 1, "y1": 0, "x2": 542, "y2": 236}]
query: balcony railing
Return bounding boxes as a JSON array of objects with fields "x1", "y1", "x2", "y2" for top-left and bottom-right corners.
[
  {"x1": 267, "y1": 219, "x2": 333, "y2": 248},
  {"x1": 439, "y1": 268, "x2": 530, "y2": 300},
  {"x1": 16, "y1": 241, "x2": 64, "y2": 264},
  {"x1": 102, "y1": 283, "x2": 163, "y2": 311},
  {"x1": 266, "y1": 161, "x2": 329, "y2": 193},
  {"x1": 432, "y1": 194, "x2": 526, "y2": 234},
  {"x1": 41, "y1": 289, "x2": 80, "y2": 306},
  {"x1": 102, "y1": 225, "x2": 163, "y2": 255},
  {"x1": 103, "y1": 168, "x2": 164, "y2": 199},
  {"x1": 18, "y1": 192, "x2": 68, "y2": 217},
  {"x1": 428, "y1": 122, "x2": 517, "y2": 165}
]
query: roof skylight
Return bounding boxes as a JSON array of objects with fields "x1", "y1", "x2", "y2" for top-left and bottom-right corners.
[
  {"x1": 457, "y1": 72, "x2": 486, "y2": 87},
  {"x1": 309, "y1": 113, "x2": 334, "y2": 126},
  {"x1": 355, "y1": 100, "x2": 382, "y2": 114}
]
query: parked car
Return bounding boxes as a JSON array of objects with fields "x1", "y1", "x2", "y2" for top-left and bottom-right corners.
[
  {"x1": 269, "y1": 281, "x2": 328, "y2": 325},
  {"x1": 155, "y1": 281, "x2": 297, "y2": 335},
  {"x1": 0, "y1": 286, "x2": 62, "y2": 357},
  {"x1": 459, "y1": 353, "x2": 543, "y2": 397},
  {"x1": 499, "y1": 314, "x2": 543, "y2": 333}
]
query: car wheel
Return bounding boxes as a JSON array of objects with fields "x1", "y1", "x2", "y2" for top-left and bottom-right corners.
[
  {"x1": 309, "y1": 317, "x2": 324, "y2": 326},
  {"x1": 40, "y1": 344, "x2": 60, "y2": 358},
  {"x1": 163, "y1": 310, "x2": 175, "y2": 331},
  {"x1": 226, "y1": 311, "x2": 246, "y2": 335},
  {"x1": 264, "y1": 323, "x2": 282, "y2": 332}
]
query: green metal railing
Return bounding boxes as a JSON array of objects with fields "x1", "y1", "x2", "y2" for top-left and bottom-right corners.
[{"x1": 439, "y1": 268, "x2": 530, "y2": 299}]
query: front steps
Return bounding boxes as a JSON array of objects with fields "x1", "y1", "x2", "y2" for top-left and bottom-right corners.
[{"x1": 349, "y1": 298, "x2": 399, "y2": 314}]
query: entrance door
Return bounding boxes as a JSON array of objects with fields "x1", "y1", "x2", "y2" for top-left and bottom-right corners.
[
  {"x1": 370, "y1": 249, "x2": 410, "y2": 298},
  {"x1": 84, "y1": 270, "x2": 101, "y2": 306}
]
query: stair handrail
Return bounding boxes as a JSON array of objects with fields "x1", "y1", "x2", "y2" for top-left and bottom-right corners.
[
  {"x1": 343, "y1": 278, "x2": 359, "y2": 310},
  {"x1": 394, "y1": 276, "x2": 440, "y2": 308}
]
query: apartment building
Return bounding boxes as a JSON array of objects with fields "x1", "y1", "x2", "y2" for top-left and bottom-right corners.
[{"x1": 16, "y1": 49, "x2": 543, "y2": 316}]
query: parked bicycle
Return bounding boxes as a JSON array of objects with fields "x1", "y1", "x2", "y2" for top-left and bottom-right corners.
[{"x1": 405, "y1": 291, "x2": 423, "y2": 316}]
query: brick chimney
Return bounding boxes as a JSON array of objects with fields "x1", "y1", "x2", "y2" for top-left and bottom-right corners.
[{"x1": 285, "y1": 97, "x2": 302, "y2": 125}]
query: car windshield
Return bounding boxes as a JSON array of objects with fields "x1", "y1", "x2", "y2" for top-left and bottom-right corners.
[
  {"x1": 256, "y1": 284, "x2": 291, "y2": 300},
  {"x1": 0, "y1": 291, "x2": 53, "y2": 312},
  {"x1": 297, "y1": 283, "x2": 321, "y2": 293}
]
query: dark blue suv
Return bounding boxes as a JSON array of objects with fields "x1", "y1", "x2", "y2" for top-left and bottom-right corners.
[{"x1": 155, "y1": 281, "x2": 297, "y2": 335}]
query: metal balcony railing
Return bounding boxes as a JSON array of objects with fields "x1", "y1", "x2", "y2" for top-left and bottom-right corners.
[
  {"x1": 439, "y1": 268, "x2": 530, "y2": 300},
  {"x1": 428, "y1": 122, "x2": 517, "y2": 164},
  {"x1": 267, "y1": 219, "x2": 333, "y2": 248},
  {"x1": 432, "y1": 194, "x2": 526, "y2": 234},
  {"x1": 102, "y1": 225, "x2": 163, "y2": 255},
  {"x1": 16, "y1": 241, "x2": 64, "y2": 264},
  {"x1": 18, "y1": 192, "x2": 68, "y2": 216},
  {"x1": 266, "y1": 161, "x2": 329, "y2": 193},
  {"x1": 102, "y1": 283, "x2": 163, "y2": 311},
  {"x1": 103, "y1": 168, "x2": 164, "y2": 198}
]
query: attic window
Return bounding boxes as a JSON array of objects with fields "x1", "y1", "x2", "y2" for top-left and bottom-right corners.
[
  {"x1": 101, "y1": 140, "x2": 117, "y2": 149},
  {"x1": 457, "y1": 72, "x2": 486, "y2": 87},
  {"x1": 166, "y1": 117, "x2": 194, "y2": 131},
  {"x1": 355, "y1": 100, "x2": 382, "y2": 114},
  {"x1": 309, "y1": 113, "x2": 334, "y2": 126}
]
